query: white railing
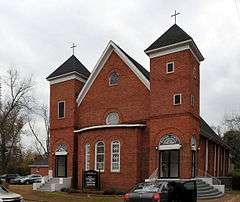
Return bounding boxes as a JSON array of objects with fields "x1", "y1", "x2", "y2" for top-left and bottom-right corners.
[
  {"x1": 196, "y1": 169, "x2": 221, "y2": 185},
  {"x1": 148, "y1": 168, "x2": 158, "y2": 181}
]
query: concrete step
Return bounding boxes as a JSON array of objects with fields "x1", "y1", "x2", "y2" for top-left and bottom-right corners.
[{"x1": 196, "y1": 179, "x2": 224, "y2": 200}]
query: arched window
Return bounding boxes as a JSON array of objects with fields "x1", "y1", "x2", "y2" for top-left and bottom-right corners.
[
  {"x1": 85, "y1": 144, "x2": 90, "y2": 171},
  {"x1": 56, "y1": 144, "x2": 67, "y2": 153},
  {"x1": 109, "y1": 71, "x2": 119, "y2": 86},
  {"x1": 106, "y1": 112, "x2": 119, "y2": 125},
  {"x1": 95, "y1": 141, "x2": 105, "y2": 171},
  {"x1": 111, "y1": 141, "x2": 120, "y2": 172}
]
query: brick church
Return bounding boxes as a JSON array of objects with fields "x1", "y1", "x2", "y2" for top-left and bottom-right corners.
[{"x1": 46, "y1": 24, "x2": 230, "y2": 191}]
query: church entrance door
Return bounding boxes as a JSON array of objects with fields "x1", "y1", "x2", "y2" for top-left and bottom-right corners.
[
  {"x1": 160, "y1": 150, "x2": 180, "y2": 178},
  {"x1": 56, "y1": 155, "x2": 67, "y2": 177}
]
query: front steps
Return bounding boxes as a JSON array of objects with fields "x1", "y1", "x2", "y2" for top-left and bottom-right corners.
[
  {"x1": 197, "y1": 179, "x2": 224, "y2": 200},
  {"x1": 33, "y1": 177, "x2": 72, "y2": 192}
]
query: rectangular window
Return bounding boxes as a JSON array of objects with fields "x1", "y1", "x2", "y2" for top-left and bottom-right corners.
[
  {"x1": 166, "y1": 62, "x2": 174, "y2": 73},
  {"x1": 85, "y1": 144, "x2": 90, "y2": 171},
  {"x1": 58, "y1": 101, "x2": 65, "y2": 118},
  {"x1": 191, "y1": 95, "x2": 195, "y2": 106},
  {"x1": 173, "y1": 94, "x2": 181, "y2": 105},
  {"x1": 111, "y1": 141, "x2": 120, "y2": 172}
]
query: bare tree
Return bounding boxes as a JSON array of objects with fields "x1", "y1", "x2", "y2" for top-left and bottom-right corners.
[
  {"x1": 28, "y1": 104, "x2": 50, "y2": 157},
  {"x1": 0, "y1": 69, "x2": 34, "y2": 173},
  {"x1": 224, "y1": 113, "x2": 240, "y2": 131}
]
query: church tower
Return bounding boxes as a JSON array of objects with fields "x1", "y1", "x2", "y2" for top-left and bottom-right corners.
[
  {"x1": 145, "y1": 24, "x2": 204, "y2": 178},
  {"x1": 47, "y1": 55, "x2": 90, "y2": 182}
]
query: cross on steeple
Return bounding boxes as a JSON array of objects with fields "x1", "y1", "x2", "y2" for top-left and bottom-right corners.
[
  {"x1": 171, "y1": 10, "x2": 180, "y2": 24},
  {"x1": 70, "y1": 43, "x2": 77, "y2": 55}
]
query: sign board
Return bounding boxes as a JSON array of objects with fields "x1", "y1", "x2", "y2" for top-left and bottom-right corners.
[{"x1": 83, "y1": 170, "x2": 100, "y2": 190}]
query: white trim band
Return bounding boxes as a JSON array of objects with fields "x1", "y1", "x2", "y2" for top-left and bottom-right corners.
[
  {"x1": 48, "y1": 72, "x2": 87, "y2": 85},
  {"x1": 74, "y1": 124, "x2": 146, "y2": 133},
  {"x1": 55, "y1": 151, "x2": 68, "y2": 156},
  {"x1": 158, "y1": 144, "x2": 181, "y2": 150}
]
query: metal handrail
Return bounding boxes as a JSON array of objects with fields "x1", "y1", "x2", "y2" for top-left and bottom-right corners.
[
  {"x1": 196, "y1": 168, "x2": 221, "y2": 185},
  {"x1": 148, "y1": 168, "x2": 158, "y2": 180}
]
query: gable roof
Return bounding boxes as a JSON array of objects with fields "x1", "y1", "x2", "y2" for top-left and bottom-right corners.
[
  {"x1": 200, "y1": 117, "x2": 230, "y2": 149},
  {"x1": 145, "y1": 24, "x2": 204, "y2": 61},
  {"x1": 76, "y1": 40, "x2": 150, "y2": 105},
  {"x1": 46, "y1": 55, "x2": 90, "y2": 80}
]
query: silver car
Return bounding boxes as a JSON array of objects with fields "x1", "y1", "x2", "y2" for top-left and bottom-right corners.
[{"x1": 0, "y1": 185, "x2": 24, "y2": 202}]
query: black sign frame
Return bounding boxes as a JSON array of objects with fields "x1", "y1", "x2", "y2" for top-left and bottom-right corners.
[{"x1": 83, "y1": 169, "x2": 100, "y2": 190}]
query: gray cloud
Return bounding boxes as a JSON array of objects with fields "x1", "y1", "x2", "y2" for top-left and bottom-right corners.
[{"x1": 0, "y1": 0, "x2": 239, "y2": 146}]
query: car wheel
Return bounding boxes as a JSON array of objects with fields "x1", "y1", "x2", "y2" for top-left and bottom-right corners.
[{"x1": 26, "y1": 181, "x2": 29, "y2": 184}]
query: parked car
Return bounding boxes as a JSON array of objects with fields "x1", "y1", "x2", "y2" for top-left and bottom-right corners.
[
  {"x1": 9, "y1": 176, "x2": 25, "y2": 184},
  {"x1": 123, "y1": 180, "x2": 196, "y2": 202},
  {"x1": 0, "y1": 184, "x2": 24, "y2": 201},
  {"x1": 19, "y1": 174, "x2": 42, "y2": 184},
  {"x1": 0, "y1": 174, "x2": 20, "y2": 183}
]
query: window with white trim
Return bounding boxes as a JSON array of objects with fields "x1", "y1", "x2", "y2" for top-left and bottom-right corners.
[
  {"x1": 173, "y1": 94, "x2": 182, "y2": 105},
  {"x1": 58, "y1": 101, "x2": 65, "y2": 118},
  {"x1": 109, "y1": 71, "x2": 119, "y2": 86},
  {"x1": 95, "y1": 141, "x2": 105, "y2": 171},
  {"x1": 106, "y1": 112, "x2": 119, "y2": 125},
  {"x1": 111, "y1": 141, "x2": 120, "y2": 172},
  {"x1": 166, "y1": 62, "x2": 174, "y2": 73},
  {"x1": 85, "y1": 144, "x2": 90, "y2": 171}
]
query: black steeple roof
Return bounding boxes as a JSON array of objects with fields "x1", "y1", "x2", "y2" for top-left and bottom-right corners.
[
  {"x1": 46, "y1": 55, "x2": 90, "y2": 80},
  {"x1": 145, "y1": 24, "x2": 192, "y2": 52}
]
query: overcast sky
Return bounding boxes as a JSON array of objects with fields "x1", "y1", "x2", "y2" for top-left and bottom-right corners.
[{"x1": 0, "y1": 0, "x2": 240, "y2": 147}]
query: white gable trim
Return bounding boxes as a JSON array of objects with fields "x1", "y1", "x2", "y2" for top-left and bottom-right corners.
[
  {"x1": 48, "y1": 71, "x2": 87, "y2": 85},
  {"x1": 76, "y1": 41, "x2": 150, "y2": 106}
]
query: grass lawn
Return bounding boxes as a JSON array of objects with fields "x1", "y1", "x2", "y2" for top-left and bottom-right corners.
[
  {"x1": 9, "y1": 185, "x2": 122, "y2": 202},
  {"x1": 9, "y1": 185, "x2": 240, "y2": 202}
]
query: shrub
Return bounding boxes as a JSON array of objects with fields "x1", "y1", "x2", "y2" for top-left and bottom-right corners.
[
  {"x1": 232, "y1": 176, "x2": 240, "y2": 190},
  {"x1": 103, "y1": 188, "x2": 123, "y2": 195}
]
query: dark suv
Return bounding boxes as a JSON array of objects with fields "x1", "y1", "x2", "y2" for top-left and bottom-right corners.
[
  {"x1": 0, "y1": 174, "x2": 20, "y2": 183},
  {"x1": 123, "y1": 180, "x2": 196, "y2": 202}
]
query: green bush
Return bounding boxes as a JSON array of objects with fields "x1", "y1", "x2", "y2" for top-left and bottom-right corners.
[
  {"x1": 232, "y1": 176, "x2": 240, "y2": 190},
  {"x1": 232, "y1": 169, "x2": 240, "y2": 177}
]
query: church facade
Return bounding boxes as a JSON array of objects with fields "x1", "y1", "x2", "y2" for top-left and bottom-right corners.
[{"x1": 46, "y1": 24, "x2": 230, "y2": 192}]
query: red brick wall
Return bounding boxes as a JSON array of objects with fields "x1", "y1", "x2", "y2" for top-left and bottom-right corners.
[
  {"x1": 77, "y1": 127, "x2": 146, "y2": 192},
  {"x1": 149, "y1": 49, "x2": 201, "y2": 178},
  {"x1": 49, "y1": 79, "x2": 84, "y2": 179},
  {"x1": 30, "y1": 167, "x2": 49, "y2": 176},
  {"x1": 78, "y1": 51, "x2": 150, "y2": 128},
  {"x1": 76, "y1": 51, "x2": 150, "y2": 190}
]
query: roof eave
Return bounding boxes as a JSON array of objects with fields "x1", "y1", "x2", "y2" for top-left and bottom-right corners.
[
  {"x1": 145, "y1": 39, "x2": 204, "y2": 62},
  {"x1": 46, "y1": 71, "x2": 88, "y2": 82}
]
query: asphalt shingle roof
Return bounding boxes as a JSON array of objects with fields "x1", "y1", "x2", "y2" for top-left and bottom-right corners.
[
  {"x1": 46, "y1": 55, "x2": 90, "y2": 80},
  {"x1": 145, "y1": 24, "x2": 192, "y2": 52},
  {"x1": 200, "y1": 117, "x2": 230, "y2": 149}
]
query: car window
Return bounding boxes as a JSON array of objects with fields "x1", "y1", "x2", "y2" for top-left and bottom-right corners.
[
  {"x1": 132, "y1": 182, "x2": 162, "y2": 193},
  {"x1": 0, "y1": 186, "x2": 8, "y2": 193},
  {"x1": 184, "y1": 181, "x2": 195, "y2": 190}
]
